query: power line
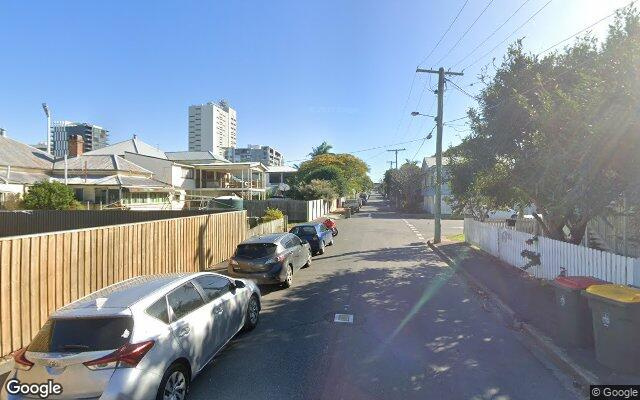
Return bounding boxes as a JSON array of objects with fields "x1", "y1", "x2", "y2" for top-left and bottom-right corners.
[
  {"x1": 411, "y1": 125, "x2": 436, "y2": 161},
  {"x1": 446, "y1": 0, "x2": 634, "y2": 124},
  {"x1": 452, "y1": 0, "x2": 532, "y2": 68},
  {"x1": 418, "y1": 0, "x2": 470, "y2": 66},
  {"x1": 462, "y1": 0, "x2": 554, "y2": 71},
  {"x1": 537, "y1": 0, "x2": 634, "y2": 55},
  {"x1": 447, "y1": 78, "x2": 479, "y2": 100},
  {"x1": 285, "y1": 135, "x2": 434, "y2": 164},
  {"x1": 435, "y1": 0, "x2": 496, "y2": 65}
]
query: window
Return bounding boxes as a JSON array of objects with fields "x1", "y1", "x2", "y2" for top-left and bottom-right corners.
[
  {"x1": 194, "y1": 275, "x2": 230, "y2": 302},
  {"x1": 146, "y1": 297, "x2": 169, "y2": 324},
  {"x1": 291, "y1": 226, "x2": 317, "y2": 236},
  {"x1": 284, "y1": 238, "x2": 297, "y2": 249},
  {"x1": 235, "y1": 243, "x2": 277, "y2": 259},
  {"x1": 290, "y1": 235, "x2": 301, "y2": 246},
  {"x1": 167, "y1": 283, "x2": 205, "y2": 321},
  {"x1": 28, "y1": 317, "x2": 134, "y2": 353}
]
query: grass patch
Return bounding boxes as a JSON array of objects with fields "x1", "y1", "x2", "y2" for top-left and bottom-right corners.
[{"x1": 445, "y1": 233, "x2": 465, "y2": 242}]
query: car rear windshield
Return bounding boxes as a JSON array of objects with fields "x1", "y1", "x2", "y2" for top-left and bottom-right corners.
[
  {"x1": 236, "y1": 243, "x2": 277, "y2": 259},
  {"x1": 291, "y1": 226, "x2": 317, "y2": 235},
  {"x1": 28, "y1": 317, "x2": 133, "y2": 353}
]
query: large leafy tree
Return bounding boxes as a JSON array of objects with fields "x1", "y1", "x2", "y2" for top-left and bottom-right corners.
[
  {"x1": 383, "y1": 162, "x2": 422, "y2": 210},
  {"x1": 297, "y1": 179, "x2": 338, "y2": 201},
  {"x1": 23, "y1": 181, "x2": 79, "y2": 210},
  {"x1": 297, "y1": 153, "x2": 372, "y2": 195},
  {"x1": 302, "y1": 165, "x2": 349, "y2": 196},
  {"x1": 447, "y1": 8, "x2": 640, "y2": 243}
]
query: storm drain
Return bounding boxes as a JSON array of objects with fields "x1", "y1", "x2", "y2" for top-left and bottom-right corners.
[{"x1": 334, "y1": 313, "x2": 354, "y2": 323}]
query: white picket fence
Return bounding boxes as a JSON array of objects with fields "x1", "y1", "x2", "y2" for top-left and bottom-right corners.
[{"x1": 464, "y1": 218, "x2": 640, "y2": 286}]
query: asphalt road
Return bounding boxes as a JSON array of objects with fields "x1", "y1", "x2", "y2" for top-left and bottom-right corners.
[{"x1": 190, "y1": 196, "x2": 579, "y2": 400}]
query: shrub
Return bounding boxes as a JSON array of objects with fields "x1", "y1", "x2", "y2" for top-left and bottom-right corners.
[
  {"x1": 23, "y1": 181, "x2": 80, "y2": 210},
  {"x1": 296, "y1": 179, "x2": 338, "y2": 201},
  {"x1": 262, "y1": 207, "x2": 284, "y2": 222}
]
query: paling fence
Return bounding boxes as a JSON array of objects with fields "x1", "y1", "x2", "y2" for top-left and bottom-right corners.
[
  {"x1": 464, "y1": 218, "x2": 640, "y2": 286},
  {"x1": 244, "y1": 198, "x2": 337, "y2": 221},
  {"x1": 0, "y1": 210, "x2": 247, "y2": 358}
]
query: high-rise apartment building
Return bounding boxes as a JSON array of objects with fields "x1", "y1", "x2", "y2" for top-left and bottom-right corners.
[
  {"x1": 188, "y1": 100, "x2": 237, "y2": 158},
  {"x1": 50, "y1": 121, "x2": 109, "y2": 158},
  {"x1": 225, "y1": 144, "x2": 284, "y2": 166}
]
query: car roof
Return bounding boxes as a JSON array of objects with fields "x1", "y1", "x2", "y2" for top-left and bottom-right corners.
[
  {"x1": 52, "y1": 273, "x2": 210, "y2": 316},
  {"x1": 240, "y1": 233, "x2": 290, "y2": 244},
  {"x1": 292, "y1": 223, "x2": 320, "y2": 228}
]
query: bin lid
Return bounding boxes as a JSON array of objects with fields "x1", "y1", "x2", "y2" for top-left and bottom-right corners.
[
  {"x1": 554, "y1": 276, "x2": 607, "y2": 290},
  {"x1": 585, "y1": 284, "x2": 640, "y2": 303}
]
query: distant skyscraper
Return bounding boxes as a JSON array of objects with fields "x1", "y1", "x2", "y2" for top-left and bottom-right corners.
[
  {"x1": 50, "y1": 121, "x2": 109, "y2": 158},
  {"x1": 188, "y1": 100, "x2": 237, "y2": 158}
]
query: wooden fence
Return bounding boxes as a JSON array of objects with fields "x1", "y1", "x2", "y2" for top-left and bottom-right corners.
[
  {"x1": 0, "y1": 210, "x2": 247, "y2": 358},
  {"x1": 244, "y1": 199, "x2": 336, "y2": 222},
  {"x1": 246, "y1": 217, "x2": 287, "y2": 237},
  {"x1": 0, "y1": 209, "x2": 220, "y2": 238},
  {"x1": 464, "y1": 218, "x2": 640, "y2": 286}
]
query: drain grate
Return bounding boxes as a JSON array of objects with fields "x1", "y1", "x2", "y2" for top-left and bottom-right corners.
[{"x1": 334, "y1": 313, "x2": 354, "y2": 323}]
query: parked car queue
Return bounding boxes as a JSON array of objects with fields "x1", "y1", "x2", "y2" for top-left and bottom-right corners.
[{"x1": 1, "y1": 218, "x2": 340, "y2": 400}]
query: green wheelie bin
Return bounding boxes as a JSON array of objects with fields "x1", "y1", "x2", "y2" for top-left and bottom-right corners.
[
  {"x1": 584, "y1": 284, "x2": 640, "y2": 374},
  {"x1": 551, "y1": 276, "x2": 606, "y2": 348}
]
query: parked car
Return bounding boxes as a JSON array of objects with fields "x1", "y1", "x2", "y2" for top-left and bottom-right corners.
[
  {"x1": 227, "y1": 233, "x2": 311, "y2": 288},
  {"x1": 289, "y1": 223, "x2": 333, "y2": 255},
  {"x1": 343, "y1": 198, "x2": 361, "y2": 213},
  {"x1": 1, "y1": 272, "x2": 261, "y2": 400}
]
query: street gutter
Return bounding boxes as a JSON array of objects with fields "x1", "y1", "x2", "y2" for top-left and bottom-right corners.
[{"x1": 427, "y1": 240, "x2": 599, "y2": 390}]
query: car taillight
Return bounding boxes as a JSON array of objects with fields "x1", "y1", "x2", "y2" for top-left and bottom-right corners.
[
  {"x1": 13, "y1": 347, "x2": 33, "y2": 371},
  {"x1": 83, "y1": 340, "x2": 154, "y2": 370},
  {"x1": 275, "y1": 254, "x2": 286, "y2": 262}
]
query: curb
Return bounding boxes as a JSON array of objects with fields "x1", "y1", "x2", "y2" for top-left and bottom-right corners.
[{"x1": 427, "y1": 241, "x2": 599, "y2": 389}]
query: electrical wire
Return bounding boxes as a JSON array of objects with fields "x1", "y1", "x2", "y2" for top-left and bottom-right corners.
[
  {"x1": 452, "y1": 0, "x2": 532, "y2": 68},
  {"x1": 411, "y1": 126, "x2": 437, "y2": 161},
  {"x1": 434, "y1": 0, "x2": 496, "y2": 65},
  {"x1": 462, "y1": 0, "x2": 554, "y2": 71},
  {"x1": 418, "y1": 0, "x2": 470, "y2": 66},
  {"x1": 447, "y1": 78, "x2": 479, "y2": 100}
]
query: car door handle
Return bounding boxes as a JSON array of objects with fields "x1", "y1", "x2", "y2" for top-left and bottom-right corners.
[
  {"x1": 213, "y1": 306, "x2": 224, "y2": 315},
  {"x1": 176, "y1": 326, "x2": 190, "y2": 337}
]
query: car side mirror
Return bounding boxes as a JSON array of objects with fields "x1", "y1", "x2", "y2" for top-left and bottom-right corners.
[{"x1": 234, "y1": 280, "x2": 246, "y2": 289}]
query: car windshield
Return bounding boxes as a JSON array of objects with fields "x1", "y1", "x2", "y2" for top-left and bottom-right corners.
[
  {"x1": 291, "y1": 226, "x2": 317, "y2": 235},
  {"x1": 28, "y1": 317, "x2": 133, "y2": 353},
  {"x1": 235, "y1": 243, "x2": 277, "y2": 259}
]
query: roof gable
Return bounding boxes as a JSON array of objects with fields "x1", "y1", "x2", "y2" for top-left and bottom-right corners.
[{"x1": 0, "y1": 135, "x2": 54, "y2": 170}]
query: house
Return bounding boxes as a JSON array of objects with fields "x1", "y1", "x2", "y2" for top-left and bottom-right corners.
[
  {"x1": 265, "y1": 165, "x2": 297, "y2": 192},
  {"x1": 421, "y1": 156, "x2": 453, "y2": 215},
  {"x1": 166, "y1": 151, "x2": 269, "y2": 200},
  {"x1": 0, "y1": 134, "x2": 177, "y2": 210}
]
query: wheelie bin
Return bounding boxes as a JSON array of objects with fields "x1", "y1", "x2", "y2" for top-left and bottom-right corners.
[
  {"x1": 584, "y1": 284, "x2": 640, "y2": 374},
  {"x1": 551, "y1": 276, "x2": 606, "y2": 347}
]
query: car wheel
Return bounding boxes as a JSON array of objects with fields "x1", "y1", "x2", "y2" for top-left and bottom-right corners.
[
  {"x1": 318, "y1": 242, "x2": 325, "y2": 255},
  {"x1": 157, "y1": 363, "x2": 189, "y2": 400},
  {"x1": 243, "y1": 295, "x2": 260, "y2": 331},
  {"x1": 328, "y1": 237, "x2": 334, "y2": 246},
  {"x1": 282, "y1": 265, "x2": 293, "y2": 288},
  {"x1": 304, "y1": 252, "x2": 312, "y2": 268}
]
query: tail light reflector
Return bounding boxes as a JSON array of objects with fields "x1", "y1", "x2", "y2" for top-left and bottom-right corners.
[
  {"x1": 83, "y1": 340, "x2": 154, "y2": 370},
  {"x1": 13, "y1": 347, "x2": 34, "y2": 370}
]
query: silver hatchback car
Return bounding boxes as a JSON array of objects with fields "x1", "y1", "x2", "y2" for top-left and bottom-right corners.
[{"x1": 1, "y1": 272, "x2": 261, "y2": 400}]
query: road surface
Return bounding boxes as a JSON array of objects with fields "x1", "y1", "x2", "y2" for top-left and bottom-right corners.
[{"x1": 191, "y1": 196, "x2": 579, "y2": 400}]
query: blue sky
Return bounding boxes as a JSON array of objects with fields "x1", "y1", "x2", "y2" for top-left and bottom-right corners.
[{"x1": 0, "y1": 0, "x2": 631, "y2": 180}]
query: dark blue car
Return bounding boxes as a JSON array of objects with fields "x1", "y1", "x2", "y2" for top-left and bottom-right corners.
[{"x1": 289, "y1": 223, "x2": 333, "y2": 255}]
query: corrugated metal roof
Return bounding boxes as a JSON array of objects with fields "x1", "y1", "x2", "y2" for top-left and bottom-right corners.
[
  {"x1": 0, "y1": 135, "x2": 54, "y2": 169},
  {"x1": 53, "y1": 155, "x2": 151, "y2": 174},
  {"x1": 166, "y1": 151, "x2": 230, "y2": 163},
  {"x1": 265, "y1": 165, "x2": 297, "y2": 173},
  {"x1": 51, "y1": 174, "x2": 171, "y2": 188},
  {"x1": 84, "y1": 137, "x2": 167, "y2": 159},
  {"x1": 0, "y1": 168, "x2": 50, "y2": 184}
]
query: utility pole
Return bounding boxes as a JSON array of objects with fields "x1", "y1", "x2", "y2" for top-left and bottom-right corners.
[
  {"x1": 387, "y1": 148, "x2": 406, "y2": 169},
  {"x1": 416, "y1": 67, "x2": 463, "y2": 243},
  {"x1": 387, "y1": 161, "x2": 395, "y2": 169}
]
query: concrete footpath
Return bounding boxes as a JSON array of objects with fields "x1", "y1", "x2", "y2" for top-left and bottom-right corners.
[{"x1": 431, "y1": 241, "x2": 640, "y2": 386}]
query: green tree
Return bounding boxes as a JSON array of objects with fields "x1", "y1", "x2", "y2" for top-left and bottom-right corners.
[
  {"x1": 297, "y1": 179, "x2": 337, "y2": 201},
  {"x1": 309, "y1": 141, "x2": 333, "y2": 157},
  {"x1": 302, "y1": 165, "x2": 348, "y2": 196},
  {"x1": 23, "y1": 181, "x2": 79, "y2": 210},
  {"x1": 383, "y1": 162, "x2": 422, "y2": 210},
  {"x1": 447, "y1": 8, "x2": 640, "y2": 243},
  {"x1": 297, "y1": 153, "x2": 371, "y2": 195}
]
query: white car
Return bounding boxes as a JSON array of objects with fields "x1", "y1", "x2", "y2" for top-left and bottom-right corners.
[{"x1": 1, "y1": 272, "x2": 261, "y2": 400}]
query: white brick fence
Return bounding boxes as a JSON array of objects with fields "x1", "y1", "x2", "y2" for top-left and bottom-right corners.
[{"x1": 464, "y1": 218, "x2": 640, "y2": 286}]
